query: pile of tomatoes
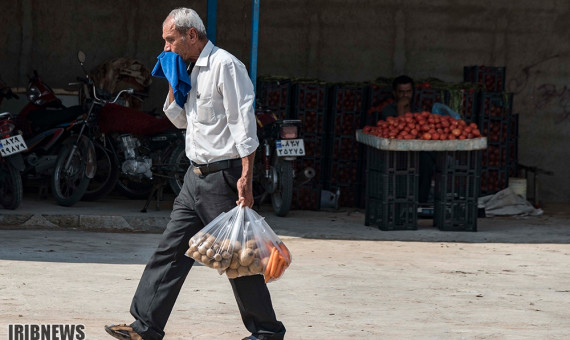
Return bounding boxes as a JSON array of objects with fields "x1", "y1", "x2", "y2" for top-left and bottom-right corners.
[{"x1": 362, "y1": 111, "x2": 482, "y2": 140}]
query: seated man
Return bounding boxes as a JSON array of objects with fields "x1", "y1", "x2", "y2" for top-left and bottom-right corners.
[
  {"x1": 381, "y1": 75, "x2": 419, "y2": 119},
  {"x1": 382, "y1": 75, "x2": 434, "y2": 205}
]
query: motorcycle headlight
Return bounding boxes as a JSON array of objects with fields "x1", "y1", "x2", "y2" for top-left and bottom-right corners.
[
  {"x1": 27, "y1": 85, "x2": 44, "y2": 106},
  {"x1": 280, "y1": 125, "x2": 298, "y2": 139}
]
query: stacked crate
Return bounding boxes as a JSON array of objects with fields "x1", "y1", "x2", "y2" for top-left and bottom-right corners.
[
  {"x1": 327, "y1": 83, "x2": 368, "y2": 207},
  {"x1": 445, "y1": 86, "x2": 480, "y2": 124},
  {"x1": 366, "y1": 83, "x2": 394, "y2": 125},
  {"x1": 464, "y1": 66, "x2": 506, "y2": 92},
  {"x1": 508, "y1": 114, "x2": 519, "y2": 177},
  {"x1": 365, "y1": 148, "x2": 419, "y2": 230},
  {"x1": 434, "y1": 150, "x2": 482, "y2": 231},
  {"x1": 462, "y1": 66, "x2": 519, "y2": 196},
  {"x1": 413, "y1": 87, "x2": 445, "y2": 112},
  {"x1": 290, "y1": 81, "x2": 329, "y2": 210},
  {"x1": 478, "y1": 92, "x2": 514, "y2": 195},
  {"x1": 256, "y1": 77, "x2": 292, "y2": 119}
]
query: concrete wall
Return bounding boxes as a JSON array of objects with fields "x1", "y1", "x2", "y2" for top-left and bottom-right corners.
[{"x1": 1, "y1": 0, "x2": 568, "y2": 202}]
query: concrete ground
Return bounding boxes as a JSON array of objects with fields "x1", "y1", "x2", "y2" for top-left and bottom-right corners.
[{"x1": 1, "y1": 194, "x2": 570, "y2": 339}]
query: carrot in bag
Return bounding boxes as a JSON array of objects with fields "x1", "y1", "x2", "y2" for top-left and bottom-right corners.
[{"x1": 264, "y1": 247, "x2": 278, "y2": 281}]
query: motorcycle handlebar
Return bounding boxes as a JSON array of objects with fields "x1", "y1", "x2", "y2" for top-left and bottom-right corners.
[{"x1": 133, "y1": 91, "x2": 148, "y2": 98}]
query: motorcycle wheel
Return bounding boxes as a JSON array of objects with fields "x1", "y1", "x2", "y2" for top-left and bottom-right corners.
[
  {"x1": 271, "y1": 158, "x2": 294, "y2": 217},
  {"x1": 82, "y1": 141, "x2": 119, "y2": 201},
  {"x1": 167, "y1": 143, "x2": 190, "y2": 196},
  {"x1": 51, "y1": 144, "x2": 91, "y2": 207},
  {"x1": 0, "y1": 160, "x2": 23, "y2": 210}
]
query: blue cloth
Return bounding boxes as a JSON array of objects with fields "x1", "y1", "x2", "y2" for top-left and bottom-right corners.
[{"x1": 151, "y1": 51, "x2": 192, "y2": 108}]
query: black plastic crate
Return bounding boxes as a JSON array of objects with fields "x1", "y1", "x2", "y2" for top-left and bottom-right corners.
[
  {"x1": 367, "y1": 148, "x2": 419, "y2": 173},
  {"x1": 291, "y1": 81, "x2": 329, "y2": 135},
  {"x1": 328, "y1": 84, "x2": 368, "y2": 136},
  {"x1": 326, "y1": 134, "x2": 367, "y2": 208},
  {"x1": 329, "y1": 84, "x2": 367, "y2": 116},
  {"x1": 334, "y1": 112, "x2": 362, "y2": 136},
  {"x1": 329, "y1": 158, "x2": 362, "y2": 208},
  {"x1": 295, "y1": 154, "x2": 325, "y2": 187},
  {"x1": 364, "y1": 148, "x2": 419, "y2": 230},
  {"x1": 366, "y1": 198, "x2": 417, "y2": 231},
  {"x1": 478, "y1": 92, "x2": 513, "y2": 120},
  {"x1": 366, "y1": 84, "x2": 394, "y2": 125},
  {"x1": 479, "y1": 116, "x2": 511, "y2": 145},
  {"x1": 508, "y1": 114, "x2": 519, "y2": 176},
  {"x1": 325, "y1": 84, "x2": 368, "y2": 197},
  {"x1": 302, "y1": 133, "x2": 324, "y2": 159},
  {"x1": 434, "y1": 150, "x2": 481, "y2": 231},
  {"x1": 413, "y1": 88, "x2": 445, "y2": 112},
  {"x1": 480, "y1": 167, "x2": 510, "y2": 196},
  {"x1": 292, "y1": 81, "x2": 328, "y2": 112},
  {"x1": 292, "y1": 185, "x2": 321, "y2": 211},
  {"x1": 297, "y1": 110, "x2": 328, "y2": 135},
  {"x1": 435, "y1": 200, "x2": 479, "y2": 232},
  {"x1": 481, "y1": 144, "x2": 509, "y2": 168},
  {"x1": 330, "y1": 134, "x2": 360, "y2": 161},
  {"x1": 445, "y1": 88, "x2": 480, "y2": 123},
  {"x1": 464, "y1": 66, "x2": 506, "y2": 92},
  {"x1": 256, "y1": 77, "x2": 292, "y2": 119}
]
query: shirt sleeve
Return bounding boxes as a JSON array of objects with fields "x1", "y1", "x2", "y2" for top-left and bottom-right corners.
[
  {"x1": 163, "y1": 95, "x2": 188, "y2": 129},
  {"x1": 218, "y1": 60, "x2": 259, "y2": 158},
  {"x1": 380, "y1": 103, "x2": 397, "y2": 121}
]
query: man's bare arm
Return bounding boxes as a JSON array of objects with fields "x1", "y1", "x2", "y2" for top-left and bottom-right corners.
[{"x1": 236, "y1": 151, "x2": 255, "y2": 208}]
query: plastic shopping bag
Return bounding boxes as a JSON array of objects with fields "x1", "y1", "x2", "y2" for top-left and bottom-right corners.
[
  {"x1": 185, "y1": 206, "x2": 245, "y2": 271},
  {"x1": 185, "y1": 206, "x2": 292, "y2": 283},
  {"x1": 431, "y1": 102, "x2": 461, "y2": 119}
]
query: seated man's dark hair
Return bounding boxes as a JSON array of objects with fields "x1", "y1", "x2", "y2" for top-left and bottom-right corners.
[{"x1": 392, "y1": 75, "x2": 415, "y2": 91}]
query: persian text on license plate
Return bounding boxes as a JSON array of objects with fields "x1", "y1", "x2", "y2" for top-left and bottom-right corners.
[
  {"x1": 276, "y1": 139, "x2": 305, "y2": 157},
  {"x1": 0, "y1": 135, "x2": 28, "y2": 157}
]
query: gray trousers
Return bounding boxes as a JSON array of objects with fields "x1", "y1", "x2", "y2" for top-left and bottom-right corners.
[{"x1": 129, "y1": 165, "x2": 286, "y2": 340}]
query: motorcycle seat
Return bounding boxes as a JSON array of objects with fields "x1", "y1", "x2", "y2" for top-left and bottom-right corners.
[{"x1": 26, "y1": 105, "x2": 83, "y2": 133}]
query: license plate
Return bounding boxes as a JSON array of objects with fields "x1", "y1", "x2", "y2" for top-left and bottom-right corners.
[
  {"x1": 276, "y1": 139, "x2": 305, "y2": 157},
  {"x1": 0, "y1": 135, "x2": 28, "y2": 157}
]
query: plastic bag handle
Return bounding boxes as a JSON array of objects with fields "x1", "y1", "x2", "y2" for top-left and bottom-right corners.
[{"x1": 228, "y1": 205, "x2": 245, "y2": 243}]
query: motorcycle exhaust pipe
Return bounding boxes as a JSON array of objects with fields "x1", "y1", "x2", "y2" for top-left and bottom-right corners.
[{"x1": 294, "y1": 167, "x2": 315, "y2": 187}]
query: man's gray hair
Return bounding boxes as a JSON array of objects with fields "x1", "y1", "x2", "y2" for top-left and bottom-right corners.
[{"x1": 165, "y1": 8, "x2": 208, "y2": 40}]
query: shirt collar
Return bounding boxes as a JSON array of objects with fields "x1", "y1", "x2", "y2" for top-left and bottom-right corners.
[{"x1": 195, "y1": 40, "x2": 214, "y2": 67}]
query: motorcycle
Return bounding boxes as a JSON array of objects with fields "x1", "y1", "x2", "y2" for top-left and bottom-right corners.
[
  {"x1": 16, "y1": 66, "x2": 97, "y2": 206},
  {"x1": 0, "y1": 85, "x2": 26, "y2": 209},
  {"x1": 75, "y1": 51, "x2": 188, "y2": 209},
  {"x1": 253, "y1": 108, "x2": 314, "y2": 217}
]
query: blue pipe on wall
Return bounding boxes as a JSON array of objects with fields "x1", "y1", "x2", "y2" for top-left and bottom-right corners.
[
  {"x1": 250, "y1": 0, "x2": 260, "y2": 95},
  {"x1": 207, "y1": 0, "x2": 217, "y2": 44}
]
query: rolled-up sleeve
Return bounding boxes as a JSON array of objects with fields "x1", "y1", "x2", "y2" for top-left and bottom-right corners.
[
  {"x1": 219, "y1": 60, "x2": 259, "y2": 157},
  {"x1": 163, "y1": 96, "x2": 188, "y2": 129}
]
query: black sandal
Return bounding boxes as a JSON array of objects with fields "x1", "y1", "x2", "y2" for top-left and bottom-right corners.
[{"x1": 104, "y1": 324, "x2": 142, "y2": 340}]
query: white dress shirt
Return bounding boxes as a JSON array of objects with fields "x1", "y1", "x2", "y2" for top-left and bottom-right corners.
[{"x1": 163, "y1": 41, "x2": 259, "y2": 165}]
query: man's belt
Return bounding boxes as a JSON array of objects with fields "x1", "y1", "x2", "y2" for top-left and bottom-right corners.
[{"x1": 192, "y1": 158, "x2": 242, "y2": 176}]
